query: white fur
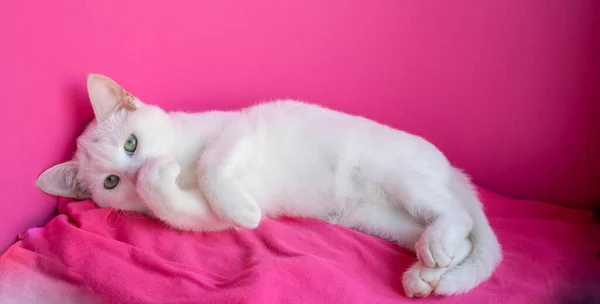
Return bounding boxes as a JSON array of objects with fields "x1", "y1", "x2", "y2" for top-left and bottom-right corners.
[{"x1": 37, "y1": 74, "x2": 502, "y2": 297}]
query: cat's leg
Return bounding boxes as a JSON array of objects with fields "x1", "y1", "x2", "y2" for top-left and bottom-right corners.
[
  {"x1": 137, "y1": 156, "x2": 232, "y2": 231},
  {"x1": 199, "y1": 123, "x2": 262, "y2": 229},
  {"x1": 381, "y1": 170, "x2": 500, "y2": 296},
  {"x1": 334, "y1": 200, "x2": 425, "y2": 248},
  {"x1": 337, "y1": 200, "x2": 472, "y2": 297}
]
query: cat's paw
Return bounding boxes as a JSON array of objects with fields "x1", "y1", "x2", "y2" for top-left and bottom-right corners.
[
  {"x1": 138, "y1": 156, "x2": 181, "y2": 190},
  {"x1": 206, "y1": 184, "x2": 262, "y2": 229},
  {"x1": 416, "y1": 227, "x2": 460, "y2": 268},
  {"x1": 404, "y1": 238, "x2": 473, "y2": 297},
  {"x1": 402, "y1": 261, "x2": 448, "y2": 298},
  {"x1": 203, "y1": 168, "x2": 262, "y2": 229},
  {"x1": 226, "y1": 200, "x2": 262, "y2": 229}
]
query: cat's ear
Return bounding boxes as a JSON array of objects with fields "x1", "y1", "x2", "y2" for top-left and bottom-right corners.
[
  {"x1": 87, "y1": 74, "x2": 142, "y2": 122},
  {"x1": 36, "y1": 161, "x2": 89, "y2": 200}
]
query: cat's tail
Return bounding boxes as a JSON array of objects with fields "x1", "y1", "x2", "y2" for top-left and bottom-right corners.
[{"x1": 434, "y1": 170, "x2": 502, "y2": 295}]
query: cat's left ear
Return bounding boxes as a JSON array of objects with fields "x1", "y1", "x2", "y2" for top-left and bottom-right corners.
[
  {"x1": 87, "y1": 74, "x2": 143, "y2": 122},
  {"x1": 36, "y1": 161, "x2": 90, "y2": 200}
]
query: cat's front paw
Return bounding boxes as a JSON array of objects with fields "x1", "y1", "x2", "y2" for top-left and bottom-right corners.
[
  {"x1": 227, "y1": 201, "x2": 262, "y2": 229},
  {"x1": 137, "y1": 156, "x2": 181, "y2": 191},
  {"x1": 205, "y1": 184, "x2": 262, "y2": 229}
]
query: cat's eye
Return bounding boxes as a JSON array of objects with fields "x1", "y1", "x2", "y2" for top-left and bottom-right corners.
[
  {"x1": 124, "y1": 134, "x2": 137, "y2": 154},
  {"x1": 104, "y1": 175, "x2": 120, "y2": 189}
]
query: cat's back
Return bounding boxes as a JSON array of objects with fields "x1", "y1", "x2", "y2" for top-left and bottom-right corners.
[
  {"x1": 241, "y1": 100, "x2": 423, "y2": 150},
  {"x1": 243, "y1": 100, "x2": 346, "y2": 126},
  {"x1": 241, "y1": 100, "x2": 380, "y2": 141},
  {"x1": 238, "y1": 100, "x2": 448, "y2": 180},
  {"x1": 235, "y1": 100, "x2": 351, "y2": 165}
]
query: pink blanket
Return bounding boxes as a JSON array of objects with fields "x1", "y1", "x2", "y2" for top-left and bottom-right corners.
[{"x1": 1, "y1": 187, "x2": 598, "y2": 303}]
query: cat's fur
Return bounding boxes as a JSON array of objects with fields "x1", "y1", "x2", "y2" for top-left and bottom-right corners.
[{"x1": 37, "y1": 74, "x2": 501, "y2": 298}]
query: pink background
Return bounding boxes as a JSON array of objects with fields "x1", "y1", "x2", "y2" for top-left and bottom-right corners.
[{"x1": 0, "y1": 1, "x2": 598, "y2": 252}]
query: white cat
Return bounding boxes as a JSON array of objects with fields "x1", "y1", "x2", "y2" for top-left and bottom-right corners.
[{"x1": 37, "y1": 74, "x2": 501, "y2": 298}]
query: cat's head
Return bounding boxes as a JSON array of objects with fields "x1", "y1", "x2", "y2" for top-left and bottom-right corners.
[{"x1": 36, "y1": 74, "x2": 174, "y2": 212}]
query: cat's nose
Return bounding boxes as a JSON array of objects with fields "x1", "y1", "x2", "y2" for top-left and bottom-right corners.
[{"x1": 126, "y1": 169, "x2": 140, "y2": 184}]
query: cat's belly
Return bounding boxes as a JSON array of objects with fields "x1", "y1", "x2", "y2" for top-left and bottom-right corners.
[
  {"x1": 234, "y1": 150, "x2": 380, "y2": 221},
  {"x1": 237, "y1": 164, "x2": 341, "y2": 220}
]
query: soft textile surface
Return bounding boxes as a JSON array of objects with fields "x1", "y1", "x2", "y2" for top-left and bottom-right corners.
[{"x1": 0, "y1": 187, "x2": 598, "y2": 304}]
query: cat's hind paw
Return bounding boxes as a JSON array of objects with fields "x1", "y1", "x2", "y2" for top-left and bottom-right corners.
[
  {"x1": 402, "y1": 261, "x2": 448, "y2": 298},
  {"x1": 415, "y1": 227, "x2": 460, "y2": 268}
]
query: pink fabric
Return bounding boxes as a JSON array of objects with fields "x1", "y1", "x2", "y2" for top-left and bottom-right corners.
[
  {"x1": 1, "y1": 1, "x2": 599, "y2": 253},
  {"x1": 1, "y1": 187, "x2": 598, "y2": 304}
]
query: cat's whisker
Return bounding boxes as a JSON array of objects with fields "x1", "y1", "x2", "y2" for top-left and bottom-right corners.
[
  {"x1": 114, "y1": 210, "x2": 123, "y2": 226},
  {"x1": 103, "y1": 208, "x2": 114, "y2": 228},
  {"x1": 122, "y1": 210, "x2": 144, "y2": 218}
]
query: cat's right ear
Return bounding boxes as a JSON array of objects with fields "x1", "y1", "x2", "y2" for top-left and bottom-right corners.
[
  {"x1": 87, "y1": 74, "x2": 142, "y2": 122},
  {"x1": 36, "y1": 161, "x2": 89, "y2": 200}
]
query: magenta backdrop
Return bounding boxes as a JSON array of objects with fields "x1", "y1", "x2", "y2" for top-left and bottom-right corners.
[{"x1": 0, "y1": 1, "x2": 598, "y2": 252}]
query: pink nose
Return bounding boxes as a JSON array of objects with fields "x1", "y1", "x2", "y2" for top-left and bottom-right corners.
[{"x1": 126, "y1": 169, "x2": 140, "y2": 184}]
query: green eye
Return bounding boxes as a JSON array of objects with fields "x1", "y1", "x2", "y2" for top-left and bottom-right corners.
[
  {"x1": 104, "y1": 175, "x2": 120, "y2": 189},
  {"x1": 124, "y1": 134, "x2": 137, "y2": 153}
]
